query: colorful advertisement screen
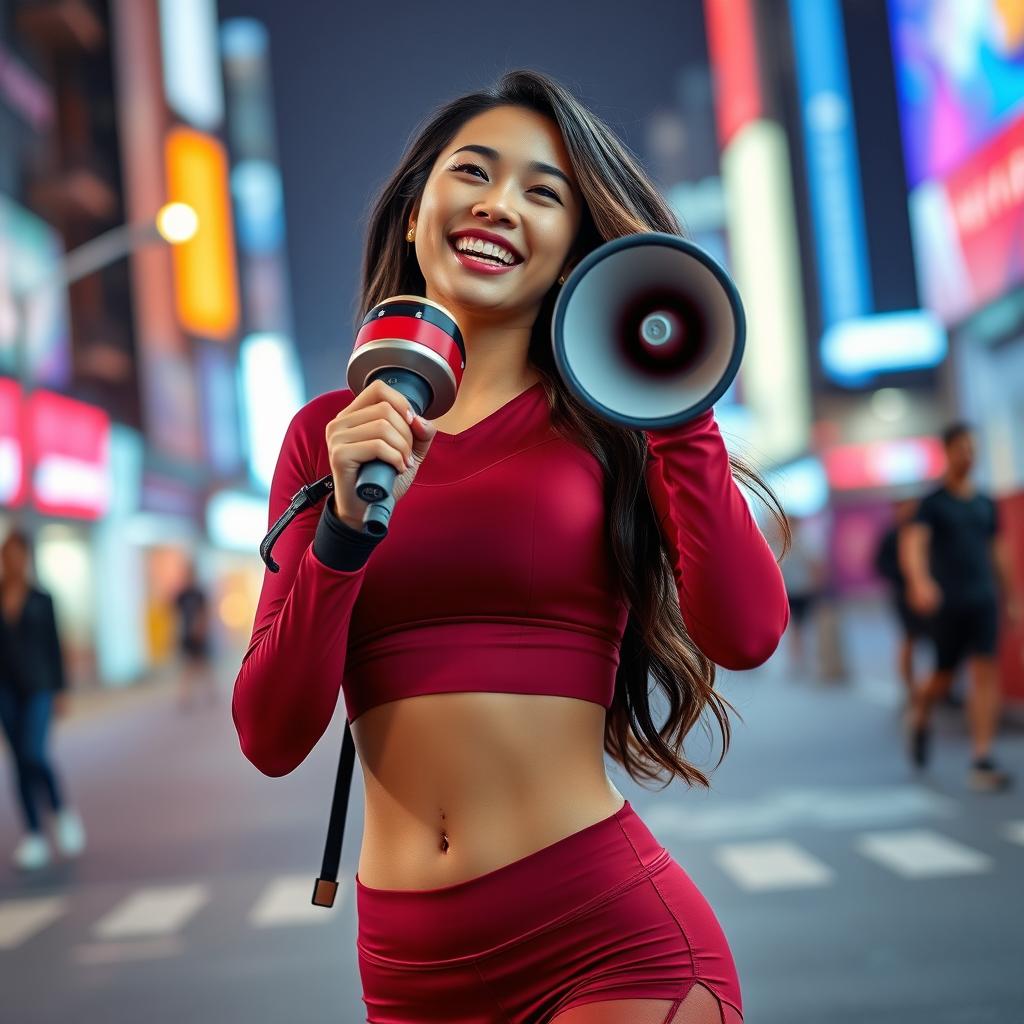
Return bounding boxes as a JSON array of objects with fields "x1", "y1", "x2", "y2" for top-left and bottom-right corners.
[{"x1": 889, "y1": 0, "x2": 1024, "y2": 324}]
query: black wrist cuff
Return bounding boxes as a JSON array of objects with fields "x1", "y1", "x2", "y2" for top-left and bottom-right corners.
[{"x1": 312, "y1": 499, "x2": 384, "y2": 571}]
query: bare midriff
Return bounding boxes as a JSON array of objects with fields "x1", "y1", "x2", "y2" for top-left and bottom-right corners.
[{"x1": 351, "y1": 691, "x2": 626, "y2": 892}]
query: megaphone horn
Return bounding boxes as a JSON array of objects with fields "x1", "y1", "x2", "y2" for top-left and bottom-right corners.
[{"x1": 552, "y1": 232, "x2": 745, "y2": 431}]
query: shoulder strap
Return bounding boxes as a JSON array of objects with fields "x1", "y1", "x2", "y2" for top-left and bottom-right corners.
[{"x1": 311, "y1": 718, "x2": 356, "y2": 908}]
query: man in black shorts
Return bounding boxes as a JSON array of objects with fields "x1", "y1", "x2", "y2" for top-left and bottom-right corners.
[{"x1": 900, "y1": 423, "x2": 1022, "y2": 791}]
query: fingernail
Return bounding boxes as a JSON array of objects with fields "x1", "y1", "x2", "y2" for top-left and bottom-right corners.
[{"x1": 406, "y1": 408, "x2": 415, "y2": 423}]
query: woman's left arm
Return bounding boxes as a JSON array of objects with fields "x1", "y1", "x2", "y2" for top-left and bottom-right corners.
[{"x1": 644, "y1": 408, "x2": 789, "y2": 669}]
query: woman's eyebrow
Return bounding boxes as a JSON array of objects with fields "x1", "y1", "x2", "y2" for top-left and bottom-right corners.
[{"x1": 450, "y1": 144, "x2": 573, "y2": 190}]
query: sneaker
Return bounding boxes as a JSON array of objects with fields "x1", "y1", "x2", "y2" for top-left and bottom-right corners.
[
  {"x1": 969, "y1": 757, "x2": 1013, "y2": 793},
  {"x1": 54, "y1": 808, "x2": 86, "y2": 857},
  {"x1": 12, "y1": 833, "x2": 51, "y2": 871}
]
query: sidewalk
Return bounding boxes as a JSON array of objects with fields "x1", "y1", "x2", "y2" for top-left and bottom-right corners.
[{"x1": 56, "y1": 652, "x2": 245, "y2": 730}]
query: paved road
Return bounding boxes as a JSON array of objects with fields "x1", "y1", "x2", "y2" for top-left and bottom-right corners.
[{"x1": 1, "y1": 602, "x2": 1022, "y2": 1023}]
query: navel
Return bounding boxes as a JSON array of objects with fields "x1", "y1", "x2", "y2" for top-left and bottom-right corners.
[{"x1": 439, "y1": 809, "x2": 449, "y2": 854}]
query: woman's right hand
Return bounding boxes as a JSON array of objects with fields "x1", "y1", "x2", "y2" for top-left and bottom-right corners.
[{"x1": 325, "y1": 379, "x2": 438, "y2": 531}]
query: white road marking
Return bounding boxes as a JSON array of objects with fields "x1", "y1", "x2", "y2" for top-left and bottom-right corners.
[
  {"x1": 645, "y1": 785, "x2": 956, "y2": 840},
  {"x1": 855, "y1": 829, "x2": 992, "y2": 878},
  {"x1": 1002, "y1": 821, "x2": 1024, "y2": 847},
  {"x1": 92, "y1": 884, "x2": 209, "y2": 940},
  {"x1": 248, "y1": 875, "x2": 335, "y2": 927},
  {"x1": 713, "y1": 840, "x2": 835, "y2": 891},
  {"x1": 0, "y1": 896, "x2": 66, "y2": 950}
]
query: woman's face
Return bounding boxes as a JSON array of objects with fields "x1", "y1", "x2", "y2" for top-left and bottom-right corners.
[
  {"x1": 1, "y1": 538, "x2": 28, "y2": 581},
  {"x1": 409, "y1": 105, "x2": 584, "y2": 322}
]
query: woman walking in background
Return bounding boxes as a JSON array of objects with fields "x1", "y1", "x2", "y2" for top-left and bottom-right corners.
[{"x1": 0, "y1": 529, "x2": 86, "y2": 871}]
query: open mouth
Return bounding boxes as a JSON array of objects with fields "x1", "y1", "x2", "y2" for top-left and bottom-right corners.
[{"x1": 448, "y1": 236, "x2": 524, "y2": 269}]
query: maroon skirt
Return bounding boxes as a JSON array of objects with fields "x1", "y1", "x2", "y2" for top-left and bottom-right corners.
[{"x1": 355, "y1": 799, "x2": 743, "y2": 1023}]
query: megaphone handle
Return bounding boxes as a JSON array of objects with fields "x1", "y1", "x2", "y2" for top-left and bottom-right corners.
[
  {"x1": 363, "y1": 492, "x2": 395, "y2": 539},
  {"x1": 356, "y1": 457, "x2": 397, "y2": 503}
]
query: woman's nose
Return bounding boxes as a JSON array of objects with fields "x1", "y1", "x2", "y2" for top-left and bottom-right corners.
[{"x1": 472, "y1": 190, "x2": 517, "y2": 225}]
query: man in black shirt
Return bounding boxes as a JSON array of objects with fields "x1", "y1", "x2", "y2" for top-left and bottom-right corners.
[{"x1": 900, "y1": 423, "x2": 1022, "y2": 791}]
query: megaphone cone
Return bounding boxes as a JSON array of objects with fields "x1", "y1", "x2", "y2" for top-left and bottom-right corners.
[{"x1": 552, "y1": 232, "x2": 745, "y2": 430}]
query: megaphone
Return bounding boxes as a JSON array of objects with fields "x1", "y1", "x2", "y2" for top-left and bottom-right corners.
[{"x1": 552, "y1": 231, "x2": 745, "y2": 431}]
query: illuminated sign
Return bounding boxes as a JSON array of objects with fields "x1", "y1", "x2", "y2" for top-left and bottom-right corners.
[
  {"x1": 27, "y1": 391, "x2": 111, "y2": 519},
  {"x1": 0, "y1": 377, "x2": 24, "y2": 506},
  {"x1": 720, "y1": 121, "x2": 812, "y2": 463},
  {"x1": 703, "y1": 0, "x2": 763, "y2": 148},
  {"x1": 789, "y1": 0, "x2": 872, "y2": 329},
  {"x1": 824, "y1": 436, "x2": 945, "y2": 491},
  {"x1": 159, "y1": 0, "x2": 224, "y2": 131},
  {"x1": 821, "y1": 309, "x2": 947, "y2": 385},
  {"x1": 165, "y1": 127, "x2": 240, "y2": 340},
  {"x1": 238, "y1": 332, "x2": 305, "y2": 490},
  {"x1": 890, "y1": 0, "x2": 1024, "y2": 323}
]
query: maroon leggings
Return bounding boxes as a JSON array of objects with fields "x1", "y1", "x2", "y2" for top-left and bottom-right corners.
[{"x1": 355, "y1": 799, "x2": 743, "y2": 1023}]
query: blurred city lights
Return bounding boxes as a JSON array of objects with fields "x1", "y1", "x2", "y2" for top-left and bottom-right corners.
[
  {"x1": 820, "y1": 309, "x2": 947, "y2": 385},
  {"x1": 870, "y1": 388, "x2": 909, "y2": 423},
  {"x1": 155, "y1": 202, "x2": 199, "y2": 244}
]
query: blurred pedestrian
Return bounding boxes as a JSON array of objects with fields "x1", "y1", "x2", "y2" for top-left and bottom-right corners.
[
  {"x1": 0, "y1": 528, "x2": 86, "y2": 870},
  {"x1": 174, "y1": 562, "x2": 216, "y2": 712},
  {"x1": 780, "y1": 515, "x2": 827, "y2": 675},
  {"x1": 874, "y1": 498, "x2": 932, "y2": 709},
  {"x1": 901, "y1": 423, "x2": 1024, "y2": 791}
]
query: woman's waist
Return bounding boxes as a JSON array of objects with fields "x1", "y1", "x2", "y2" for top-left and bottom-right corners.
[{"x1": 357, "y1": 772, "x2": 627, "y2": 894}]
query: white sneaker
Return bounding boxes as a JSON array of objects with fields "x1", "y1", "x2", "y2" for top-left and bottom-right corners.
[
  {"x1": 54, "y1": 808, "x2": 86, "y2": 857},
  {"x1": 12, "y1": 833, "x2": 51, "y2": 871}
]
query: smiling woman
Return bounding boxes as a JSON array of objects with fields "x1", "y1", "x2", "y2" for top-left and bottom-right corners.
[{"x1": 232, "y1": 68, "x2": 789, "y2": 1024}]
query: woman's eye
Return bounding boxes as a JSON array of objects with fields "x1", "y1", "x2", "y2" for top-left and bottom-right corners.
[
  {"x1": 451, "y1": 162, "x2": 485, "y2": 177},
  {"x1": 450, "y1": 163, "x2": 561, "y2": 203}
]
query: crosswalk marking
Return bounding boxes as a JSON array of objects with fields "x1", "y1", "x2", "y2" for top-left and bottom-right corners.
[
  {"x1": 713, "y1": 840, "x2": 834, "y2": 891},
  {"x1": 92, "y1": 884, "x2": 209, "y2": 940},
  {"x1": 1003, "y1": 821, "x2": 1024, "y2": 847},
  {"x1": 2, "y1": 816, "x2": 1019, "y2": 955},
  {"x1": 645, "y1": 785, "x2": 955, "y2": 841},
  {"x1": 248, "y1": 876, "x2": 335, "y2": 927},
  {"x1": 855, "y1": 829, "x2": 992, "y2": 878},
  {"x1": 0, "y1": 896, "x2": 66, "y2": 950}
]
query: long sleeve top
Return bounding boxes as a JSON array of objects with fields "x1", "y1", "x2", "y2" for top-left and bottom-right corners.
[
  {"x1": 0, "y1": 587, "x2": 67, "y2": 696},
  {"x1": 231, "y1": 383, "x2": 789, "y2": 776}
]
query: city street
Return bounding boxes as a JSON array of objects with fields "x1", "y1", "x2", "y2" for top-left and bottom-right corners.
[{"x1": 1, "y1": 601, "x2": 1023, "y2": 1024}]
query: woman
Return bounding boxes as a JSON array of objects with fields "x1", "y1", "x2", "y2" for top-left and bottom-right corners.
[
  {"x1": 232, "y1": 70, "x2": 789, "y2": 1024},
  {"x1": 0, "y1": 529, "x2": 86, "y2": 871}
]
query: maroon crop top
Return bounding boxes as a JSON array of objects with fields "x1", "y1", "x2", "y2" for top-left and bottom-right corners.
[{"x1": 232, "y1": 382, "x2": 789, "y2": 776}]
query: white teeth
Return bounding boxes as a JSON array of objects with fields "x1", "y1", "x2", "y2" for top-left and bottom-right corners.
[{"x1": 452, "y1": 237, "x2": 517, "y2": 265}]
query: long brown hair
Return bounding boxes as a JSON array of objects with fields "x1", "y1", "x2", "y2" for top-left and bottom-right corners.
[{"x1": 357, "y1": 69, "x2": 790, "y2": 791}]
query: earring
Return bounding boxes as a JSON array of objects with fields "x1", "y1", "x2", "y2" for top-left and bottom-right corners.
[
  {"x1": 406, "y1": 227, "x2": 416, "y2": 243},
  {"x1": 557, "y1": 273, "x2": 566, "y2": 286}
]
